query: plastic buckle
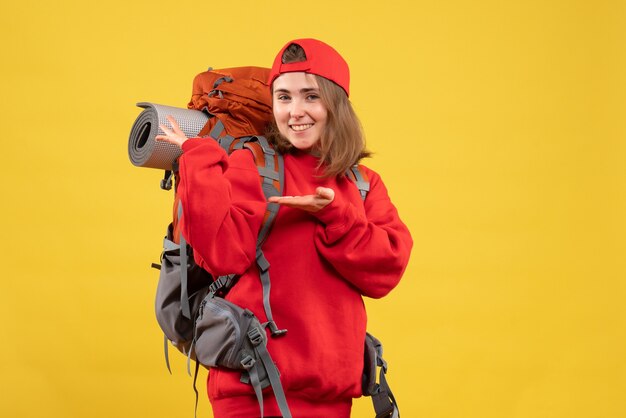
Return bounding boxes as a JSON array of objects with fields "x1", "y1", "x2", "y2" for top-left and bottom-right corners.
[
  {"x1": 256, "y1": 250, "x2": 270, "y2": 272},
  {"x1": 240, "y1": 354, "x2": 256, "y2": 369},
  {"x1": 209, "y1": 275, "x2": 236, "y2": 297},
  {"x1": 266, "y1": 321, "x2": 288, "y2": 337},
  {"x1": 160, "y1": 170, "x2": 173, "y2": 190},
  {"x1": 247, "y1": 327, "x2": 264, "y2": 346},
  {"x1": 209, "y1": 276, "x2": 225, "y2": 294},
  {"x1": 207, "y1": 89, "x2": 224, "y2": 99}
]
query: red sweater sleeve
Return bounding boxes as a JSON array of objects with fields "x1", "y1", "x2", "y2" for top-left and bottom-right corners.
[
  {"x1": 312, "y1": 168, "x2": 413, "y2": 298},
  {"x1": 176, "y1": 138, "x2": 266, "y2": 276}
]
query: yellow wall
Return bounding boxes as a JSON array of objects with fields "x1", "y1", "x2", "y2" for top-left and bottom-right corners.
[{"x1": 1, "y1": 0, "x2": 624, "y2": 417}]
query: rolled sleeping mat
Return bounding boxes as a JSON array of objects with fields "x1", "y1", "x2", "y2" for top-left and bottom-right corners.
[{"x1": 128, "y1": 102, "x2": 210, "y2": 170}]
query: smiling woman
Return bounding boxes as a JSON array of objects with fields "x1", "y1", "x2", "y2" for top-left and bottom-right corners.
[{"x1": 155, "y1": 38, "x2": 413, "y2": 418}]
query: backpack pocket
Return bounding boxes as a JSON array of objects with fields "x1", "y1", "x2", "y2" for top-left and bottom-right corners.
[
  {"x1": 194, "y1": 296, "x2": 266, "y2": 375},
  {"x1": 194, "y1": 296, "x2": 292, "y2": 416},
  {"x1": 155, "y1": 223, "x2": 211, "y2": 353}
]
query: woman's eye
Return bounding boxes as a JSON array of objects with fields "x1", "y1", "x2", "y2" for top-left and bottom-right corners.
[
  {"x1": 306, "y1": 94, "x2": 320, "y2": 101},
  {"x1": 276, "y1": 94, "x2": 290, "y2": 101}
]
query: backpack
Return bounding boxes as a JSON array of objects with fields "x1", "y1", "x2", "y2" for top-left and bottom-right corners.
[
  {"x1": 187, "y1": 66, "x2": 273, "y2": 139},
  {"x1": 129, "y1": 66, "x2": 399, "y2": 418},
  {"x1": 158, "y1": 132, "x2": 291, "y2": 418}
]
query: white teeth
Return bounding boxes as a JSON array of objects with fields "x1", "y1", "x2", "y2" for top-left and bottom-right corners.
[{"x1": 291, "y1": 124, "x2": 313, "y2": 131}]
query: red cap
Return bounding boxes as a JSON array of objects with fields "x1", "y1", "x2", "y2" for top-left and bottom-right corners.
[{"x1": 268, "y1": 38, "x2": 350, "y2": 97}]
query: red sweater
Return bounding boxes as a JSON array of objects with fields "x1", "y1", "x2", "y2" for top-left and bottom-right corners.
[{"x1": 177, "y1": 137, "x2": 413, "y2": 418}]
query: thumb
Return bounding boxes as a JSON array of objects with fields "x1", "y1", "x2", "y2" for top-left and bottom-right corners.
[{"x1": 316, "y1": 187, "x2": 335, "y2": 201}]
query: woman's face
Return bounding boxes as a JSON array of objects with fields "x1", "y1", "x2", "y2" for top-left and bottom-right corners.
[{"x1": 272, "y1": 72, "x2": 328, "y2": 151}]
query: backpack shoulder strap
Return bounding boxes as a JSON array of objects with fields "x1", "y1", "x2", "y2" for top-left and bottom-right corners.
[
  {"x1": 240, "y1": 136, "x2": 283, "y2": 247},
  {"x1": 211, "y1": 132, "x2": 287, "y2": 337},
  {"x1": 346, "y1": 164, "x2": 370, "y2": 201},
  {"x1": 210, "y1": 121, "x2": 283, "y2": 247},
  {"x1": 240, "y1": 137, "x2": 286, "y2": 336}
]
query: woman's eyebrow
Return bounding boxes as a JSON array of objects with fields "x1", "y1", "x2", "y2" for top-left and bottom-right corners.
[{"x1": 273, "y1": 87, "x2": 319, "y2": 94}]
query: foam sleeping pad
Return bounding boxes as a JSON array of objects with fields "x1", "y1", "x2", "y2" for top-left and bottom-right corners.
[{"x1": 128, "y1": 102, "x2": 209, "y2": 170}]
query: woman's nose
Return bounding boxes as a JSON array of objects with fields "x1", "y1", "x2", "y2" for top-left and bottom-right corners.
[{"x1": 290, "y1": 100, "x2": 305, "y2": 119}]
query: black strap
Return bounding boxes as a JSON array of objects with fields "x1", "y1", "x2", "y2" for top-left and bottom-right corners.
[
  {"x1": 160, "y1": 169, "x2": 174, "y2": 190},
  {"x1": 370, "y1": 335, "x2": 400, "y2": 418}
]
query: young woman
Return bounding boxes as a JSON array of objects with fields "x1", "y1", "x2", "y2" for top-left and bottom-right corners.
[{"x1": 157, "y1": 38, "x2": 413, "y2": 418}]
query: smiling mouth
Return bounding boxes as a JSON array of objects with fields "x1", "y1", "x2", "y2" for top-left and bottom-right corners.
[{"x1": 290, "y1": 123, "x2": 314, "y2": 131}]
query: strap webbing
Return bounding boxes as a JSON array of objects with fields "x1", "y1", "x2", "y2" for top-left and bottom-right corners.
[
  {"x1": 220, "y1": 135, "x2": 237, "y2": 152},
  {"x1": 348, "y1": 165, "x2": 370, "y2": 201},
  {"x1": 247, "y1": 327, "x2": 292, "y2": 418},
  {"x1": 256, "y1": 344, "x2": 291, "y2": 417},
  {"x1": 376, "y1": 369, "x2": 399, "y2": 418},
  {"x1": 370, "y1": 335, "x2": 400, "y2": 418},
  {"x1": 209, "y1": 119, "x2": 225, "y2": 140},
  {"x1": 209, "y1": 120, "x2": 237, "y2": 154},
  {"x1": 192, "y1": 355, "x2": 201, "y2": 418},
  {"x1": 178, "y1": 202, "x2": 191, "y2": 320},
  {"x1": 256, "y1": 248, "x2": 286, "y2": 336},
  {"x1": 245, "y1": 359, "x2": 265, "y2": 417},
  {"x1": 164, "y1": 334, "x2": 172, "y2": 374}
]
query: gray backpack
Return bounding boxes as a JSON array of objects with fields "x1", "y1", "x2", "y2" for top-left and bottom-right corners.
[{"x1": 154, "y1": 127, "x2": 292, "y2": 417}]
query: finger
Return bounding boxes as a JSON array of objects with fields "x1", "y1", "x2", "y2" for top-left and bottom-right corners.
[
  {"x1": 316, "y1": 187, "x2": 335, "y2": 201},
  {"x1": 159, "y1": 118, "x2": 179, "y2": 135},
  {"x1": 155, "y1": 134, "x2": 175, "y2": 143},
  {"x1": 159, "y1": 123, "x2": 173, "y2": 135},
  {"x1": 268, "y1": 196, "x2": 295, "y2": 203},
  {"x1": 271, "y1": 196, "x2": 307, "y2": 205},
  {"x1": 166, "y1": 115, "x2": 185, "y2": 135}
]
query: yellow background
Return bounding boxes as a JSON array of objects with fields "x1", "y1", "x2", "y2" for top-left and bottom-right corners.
[{"x1": 1, "y1": 0, "x2": 624, "y2": 417}]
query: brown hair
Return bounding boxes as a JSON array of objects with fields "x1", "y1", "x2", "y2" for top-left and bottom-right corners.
[{"x1": 266, "y1": 43, "x2": 370, "y2": 178}]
